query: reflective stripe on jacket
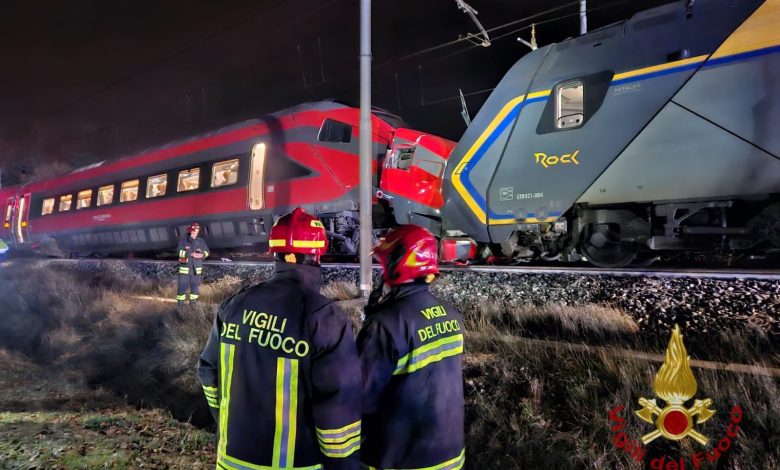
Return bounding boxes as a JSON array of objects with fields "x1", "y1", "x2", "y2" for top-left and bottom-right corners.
[
  {"x1": 357, "y1": 283, "x2": 465, "y2": 470},
  {"x1": 197, "y1": 262, "x2": 362, "y2": 469},
  {"x1": 177, "y1": 236, "x2": 209, "y2": 275}
]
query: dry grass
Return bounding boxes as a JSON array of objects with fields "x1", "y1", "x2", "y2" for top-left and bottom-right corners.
[
  {"x1": 467, "y1": 300, "x2": 640, "y2": 340},
  {"x1": 130, "y1": 272, "x2": 245, "y2": 305},
  {"x1": 464, "y1": 333, "x2": 780, "y2": 468},
  {"x1": 321, "y1": 281, "x2": 360, "y2": 301},
  {"x1": 0, "y1": 263, "x2": 216, "y2": 427},
  {"x1": 0, "y1": 261, "x2": 777, "y2": 468}
]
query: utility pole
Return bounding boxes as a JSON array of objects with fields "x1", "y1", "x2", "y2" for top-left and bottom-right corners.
[
  {"x1": 580, "y1": 0, "x2": 588, "y2": 35},
  {"x1": 359, "y1": 0, "x2": 373, "y2": 299}
]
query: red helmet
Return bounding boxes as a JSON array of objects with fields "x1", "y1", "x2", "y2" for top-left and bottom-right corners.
[
  {"x1": 373, "y1": 225, "x2": 439, "y2": 286},
  {"x1": 187, "y1": 222, "x2": 201, "y2": 234},
  {"x1": 269, "y1": 208, "x2": 328, "y2": 255}
]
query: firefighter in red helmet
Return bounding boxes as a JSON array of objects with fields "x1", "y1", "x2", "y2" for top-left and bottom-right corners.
[
  {"x1": 197, "y1": 208, "x2": 361, "y2": 469},
  {"x1": 357, "y1": 225, "x2": 465, "y2": 469},
  {"x1": 176, "y1": 222, "x2": 210, "y2": 307}
]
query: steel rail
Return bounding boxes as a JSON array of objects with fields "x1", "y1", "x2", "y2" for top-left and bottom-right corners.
[{"x1": 37, "y1": 258, "x2": 780, "y2": 281}]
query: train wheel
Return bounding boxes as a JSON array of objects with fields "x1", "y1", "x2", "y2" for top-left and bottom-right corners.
[
  {"x1": 747, "y1": 202, "x2": 780, "y2": 248},
  {"x1": 580, "y1": 223, "x2": 638, "y2": 268}
]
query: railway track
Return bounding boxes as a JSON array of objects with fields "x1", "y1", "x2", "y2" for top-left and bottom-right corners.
[{"x1": 36, "y1": 257, "x2": 780, "y2": 281}]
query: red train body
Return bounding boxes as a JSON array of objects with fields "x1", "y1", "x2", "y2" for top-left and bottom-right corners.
[{"x1": 0, "y1": 101, "x2": 455, "y2": 256}]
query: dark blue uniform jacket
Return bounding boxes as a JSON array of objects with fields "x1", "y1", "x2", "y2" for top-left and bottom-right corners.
[
  {"x1": 177, "y1": 236, "x2": 210, "y2": 275},
  {"x1": 357, "y1": 283, "x2": 465, "y2": 470},
  {"x1": 197, "y1": 262, "x2": 362, "y2": 470}
]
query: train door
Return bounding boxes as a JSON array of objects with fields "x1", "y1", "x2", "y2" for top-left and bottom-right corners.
[
  {"x1": 18, "y1": 193, "x2": 31, "y2": 243},
  {"x1": 2, "y1": 196, "x2": 14, "y2": 242},
  {"x1": 249, "y1": 143, "x2": 267, "y2": 210},
  {"x1": 11, "y1": 193, "x2": 30, "y2": 244}
]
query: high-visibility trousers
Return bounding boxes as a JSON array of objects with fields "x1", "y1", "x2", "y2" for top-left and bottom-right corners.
[{"x1": 176, "y1": 265, "x2": 202, "y2": 301}]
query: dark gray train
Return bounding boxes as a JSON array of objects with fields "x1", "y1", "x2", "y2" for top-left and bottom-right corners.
[{"x1": 442, "y1": 0, "x2": 780, "y2": 267}]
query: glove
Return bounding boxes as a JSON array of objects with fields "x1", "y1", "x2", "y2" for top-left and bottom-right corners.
[
  {"x1": 179, "y1": 257, "x2": 187, "y2": 263},
  {"x1": 192, "y1": 251, "x2": 204, "y2": 259}
]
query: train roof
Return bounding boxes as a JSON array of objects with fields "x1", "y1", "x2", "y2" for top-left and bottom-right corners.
[{"x1": 14, "y1": 100, "x2": 363, "y2": 193}]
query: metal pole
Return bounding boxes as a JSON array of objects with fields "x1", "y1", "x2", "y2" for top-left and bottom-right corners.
[
  {"x1": 580, "y1": 0, "x2": 587, "y2": 35},
  {"x1": 359, "y1": 0, "x2": 373, "y2": 299}
]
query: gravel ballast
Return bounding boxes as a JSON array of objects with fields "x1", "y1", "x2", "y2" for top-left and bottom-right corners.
[{"x1": 51, "y1": 259, "x2": 780, "y2": 336}]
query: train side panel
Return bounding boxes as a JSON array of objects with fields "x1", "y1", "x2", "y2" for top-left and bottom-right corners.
[
  {"x1": 673, "y1": 0, "x2": 780, "y2": 158},
  {"x1": 580, "y1": 0, "x2": 780, "y2": 206}
]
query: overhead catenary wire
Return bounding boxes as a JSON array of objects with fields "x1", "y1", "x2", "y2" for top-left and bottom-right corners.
[
  {"x1": 42, "y1": 0, "x2": 633, "y2": 123},
  {"x1": 400, "y1": 0, "x2": 587, "y2": 60},
  {"x1": 410, "y1": 0, "x2": 635, "y2": 108}
]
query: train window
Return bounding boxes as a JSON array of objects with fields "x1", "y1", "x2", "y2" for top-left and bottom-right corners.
[
  {"x1": 556, "y1": 81, "x2": 584, "y2": 129},
  {"x1": 77, "y1": 190, "x2": 93, "y2": 209},
  {"x1": 59, "y1": 195, "x2": 73, "y2": 212},
  {"x1": 397, "y1": 149, "x2": 414, "y2": 170},
  {"x1": 146, "y1": 174, "x2": 168, "y2": 198},
  {"x1": 97, "y1": 185, "x2": 114, "y2": 206},
  {"x1": 120, "y1": 179, "x2": 140, "y2": 202},
  {"x1": 317, "y1": 119, "x2": 352, "y2": 143},
  {"x1": 178, "y1": 168, "x2": 200, "y2": 192},
  {"x1": 41, "y1": 198, "x2": 55, "y2": 215},
  {"x1": 212, "y1": 159, "x2": 239, "y2": 188},
  {"x1": 387, "y1": 145, "x2": 415, "y2": 171}
]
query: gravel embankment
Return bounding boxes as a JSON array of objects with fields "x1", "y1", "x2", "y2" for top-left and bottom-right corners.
[{"x1": 51, "y1": 260, "x2": 780, "y2": 335}]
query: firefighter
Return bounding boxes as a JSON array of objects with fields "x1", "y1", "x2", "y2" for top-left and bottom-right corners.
[
  {"x1": 358, "y1": 225, "x2": 466, "y2": 470},
  {"x1": 176, "y1": 222, "x2": 209, "y2": 307},
  {"x1": 197, "y1": 208, "x2": 361, "y2": 469}
]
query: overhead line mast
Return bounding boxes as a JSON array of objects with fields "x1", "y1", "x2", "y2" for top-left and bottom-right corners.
[{"x1": 359, "y1": 0, "x2": 373, "y2": 299}]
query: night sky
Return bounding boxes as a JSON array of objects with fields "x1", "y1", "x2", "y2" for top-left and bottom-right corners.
[{"x1": 0, "y1": 0, "x2": 673, "y2": 185}]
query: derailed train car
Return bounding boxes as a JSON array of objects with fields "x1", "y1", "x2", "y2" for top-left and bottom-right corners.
[
  {"x1": 443, "y1": 0, "x2": 780, "y2": 267},
  {"x1": 0, "y1": 101, "x2": 455, "y2": 257}
]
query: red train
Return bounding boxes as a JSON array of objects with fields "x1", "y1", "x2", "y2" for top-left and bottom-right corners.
[{"x1": 1, "y1": 101, "x2": 455, "y2": 257}]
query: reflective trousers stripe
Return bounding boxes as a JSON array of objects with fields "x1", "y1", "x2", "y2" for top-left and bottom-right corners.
[
  {"x1": 218, "y1": 453, "x2": 322, "y2": 470},
  {"x1": 363, "y1": 449, "x2": 466, "y2": 470},
  {"x1": 176, "y1": 294, "x2": 187, "y2": 301},
  {"x1": 272, "y1": 357, "x2": 299, "y2": 468},
  {"x1": 218, "y1": 343, "x2": 236, "y2": 459},
  {"x1": 316, "y1": 420, "x2": 361, "y2": 457}
]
